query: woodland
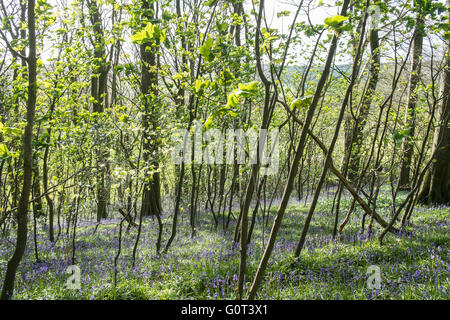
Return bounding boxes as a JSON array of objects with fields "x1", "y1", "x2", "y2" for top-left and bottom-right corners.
[{"x1": 0, "y1": 0, "x2": 449, "y2": 300}]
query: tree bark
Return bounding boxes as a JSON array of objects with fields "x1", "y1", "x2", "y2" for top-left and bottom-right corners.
[
  {"x1": 417, "y1": 0, "x2": 450, "y2": 204},
  {"x1": 88, "y1": 0, "x2": 110, "y2": 222},
  {"x1": 140, "y1": 0, "x2": 162, "y2": 218},
  {"x1": 1, "y1": 0, "x2": 37, "y2": 300},
  {"x1": 399, "y1": 11, "x2": 424, "y2": 189},
  {"x1": 345, "y1": 27, "x2": 380, "y2": 181}
]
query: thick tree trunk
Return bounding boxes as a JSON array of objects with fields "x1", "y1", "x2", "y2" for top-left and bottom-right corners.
[
  {"x1": 140, "y1": 0, "x2": 162, "y2": 218},
  {"x1": 1, "y1": 0, "x2": 36, "y2": 300},
  {"x1": 399, "y1": 13, "x2": 424, "y2": 189},
  {"x1": 141, "y1": 172, "x2": 162, "y2": 216},
  {"x1": 88, "y1": 0, "x2": 109, "y2": 222},
  {"x1": 417, "y1": 0, "x2": 450, "y2": 204}
]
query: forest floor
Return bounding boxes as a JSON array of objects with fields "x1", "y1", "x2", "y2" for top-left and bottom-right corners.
[{"x1": 0, "y1": 188, "x2": 449, "y2": 300}]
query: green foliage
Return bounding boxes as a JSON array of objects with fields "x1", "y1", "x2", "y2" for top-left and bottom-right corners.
[
  {"x1": 0, "y1": 143, "x2": 11, "y2": 160},
  {"x1": 277, "y1": 10, "x2": 290, "y2": 18},
  {"x1": 131, "y1": 22, "x2": 166, "y2": 46},
  {"x1": 194, "y1": 78, "x2": 211, "y2": 96},
  {"x1": 235, "y1": 81, "x2": 259, "y2": 97},
  {"x1": 216, "y1": 22, "x2": 229, "y2": 34},
  {"x1": 0, "y1": 0, "x2": 449, "y2": 302},
  {"x1": 222, "y1": 81, "x2": 259, "y2": 115},
  {"x1": 204, "y1": 115, "x2": 213, "y2": 130},
  {"x1": 199, "y1": 37, "x2": 215, "y2": 61},
  {"x1": 324, "y1": 15, "x2": 349, "y2": 32},
  {"x1": 204, "y1": 0, "x2": 219, "y2": 7},
  {"x1": 290, "y1": 95, "x2": 313, "y2": 110},
  {"x1": 393, "y1": 127, "x2": 412, "y2": 145},
  {"x1": 261, "y1": 29, "x2": 279, "y2": 54}
]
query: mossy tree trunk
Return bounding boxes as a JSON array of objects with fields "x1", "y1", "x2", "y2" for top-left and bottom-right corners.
[
  {"x1": 140, "y1": 0, "x2": 162, "y2": 217},
  {"x1": 88, "y1": 0, "x2": 110, "y2": 222}
]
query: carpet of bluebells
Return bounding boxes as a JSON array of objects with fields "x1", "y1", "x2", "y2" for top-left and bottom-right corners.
[{"x1": 0, "y1": 190, "x2": 448, "y2": 300}]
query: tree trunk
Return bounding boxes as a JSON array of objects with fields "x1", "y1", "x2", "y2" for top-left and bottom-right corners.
[
  {"x1": 295, "y1": 0, "x2": 369, "y2": 257},
  {"x1": 247, "y1": 0, "x2": 350, "y2": 300},
  {"x1": 88, "y1": 0, "x2": 110, "y2": 222},
  {"x1": 399, "y1": 12, "x2": 424, "y2": 189},
  {"x1": 43, "y1": 103, "x2": 55, "y2": 242},
  {"x1": 140, "y1": 0, "x2": 162, "y2": 218},
  {"x1": 417, "y1": 0, "x2": 450, "y2": 204},
  {"x1": 345, "y1": 27, "x2": 380, "y2": 181},
  {"x1": 1, "y1": 0, "x2": 37, "y2": 300}
]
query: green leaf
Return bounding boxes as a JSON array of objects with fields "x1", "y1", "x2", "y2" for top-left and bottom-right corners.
[
  {"x1": 172, "y1": 71, "x2": 188, "y2": 81},
  {"x1": 277, "y1": 10, "x2": 290, "y2": 18},
  {"x1": 324, "y1": 15, "x2": 349, "y2": 30},
  {"x1": 226, "y1": 92, "x2": 239, "y2": 109},
  {"x1": 0, "y1": 143, "x2": 10, "y2": 159},
  {"x1": 217, "y1": 22, "x2": 229, "y2": 33},
  {"x1": 227, "y1": 110, "x2": 238, "y2": 117},
  {"x1": 194, "y1": 78, "x2": 210, "y2": 95},
  {"x1": 238, "y1": 81, "x2": 258, "y2": 93},
  {"x1": 204, "y1": 116, "x2": 213, "y2": 130},
  {"x1": 290, "y1": 95, "x2": 313, "y2": 110},
  {"x1": 204, "y1": 0, "x2": 218, "y2": 6},
  {"x1": 222, "y1": 82, "x2": 259, "y2": 117},
  {"x1": 444, "y1": 31, "x2": 450, "y2": 40},
  {"x1": 261, "y1": 31, "x2": 279, "y2": 53},
  {"x1": 131, "y1": 22, "x2": 165, "y2": 45},
  {"x1": 199, "y1": 37, "x2": 215, "y2": 61},
  {"x1": 393, "y1": 127, "x2": 411, "y2": 145},
  {"x1": 194, "y1": 79, "x2": 203, "y2": 93},
  {"x1": 1, "y1": 125, "x2": 22, "y2": 137},
  {"x1": 235, "y1": 81, "x2": 259, "y2": 97},
  {"x1": 220, "y1": 69, "x2": 235, "y2": 84}
]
